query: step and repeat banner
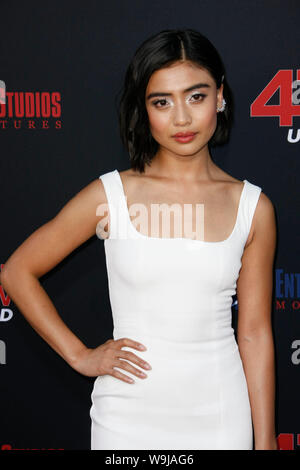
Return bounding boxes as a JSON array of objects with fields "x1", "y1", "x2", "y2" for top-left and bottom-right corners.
[{"x1": 0, "y1": 1, "x2": 299, "y2": 451}]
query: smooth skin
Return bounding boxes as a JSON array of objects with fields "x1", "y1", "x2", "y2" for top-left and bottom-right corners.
[
  {"x1": 0, "y1": 179, "x2": 152, "y2": 384},
  {"x1": 0, "y1": 60, "x2": 277, "y2": 449}
]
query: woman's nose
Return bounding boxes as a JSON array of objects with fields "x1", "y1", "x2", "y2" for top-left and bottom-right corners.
[{"x1": 173, "y1": 102, "x2": 192, "y2": 126}]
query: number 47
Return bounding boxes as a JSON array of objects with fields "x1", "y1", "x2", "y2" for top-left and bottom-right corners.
[{"x1": 250, "y1": 70, "x2": 300, "y2": 127}]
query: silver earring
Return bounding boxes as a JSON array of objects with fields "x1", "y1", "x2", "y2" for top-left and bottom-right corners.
[{"x1": 217, "y1": 98, "x2": 226, "y2": 112}]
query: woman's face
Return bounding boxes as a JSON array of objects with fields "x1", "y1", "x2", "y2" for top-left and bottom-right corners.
[{"x1": 145, "y1": 61, "x2": 224, "y2": 156}]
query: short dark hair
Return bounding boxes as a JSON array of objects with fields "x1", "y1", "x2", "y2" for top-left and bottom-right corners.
[{"x1": 117, "y1": 28, "x2": 234, "y2": 173}]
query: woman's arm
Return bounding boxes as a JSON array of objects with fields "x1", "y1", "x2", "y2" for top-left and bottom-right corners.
[
  {"x1": 236, "y1": 192, "x2": 277, "y2": 450},
  {"x1": 0, "y1": 178, "x2": 109, "y2": 369}
]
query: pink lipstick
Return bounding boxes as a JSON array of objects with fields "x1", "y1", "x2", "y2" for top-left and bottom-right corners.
[{"x1": 172, "y1": 132, "x2": 197, "y2": 143}]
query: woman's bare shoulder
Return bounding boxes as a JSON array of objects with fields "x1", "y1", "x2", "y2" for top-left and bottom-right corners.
[
  {"x1": 119, "y1": 167, "x2": 247, "y2": 198},
  {"x1": 118, "y1": 168, "x2": 145, "y2": 192},
  {"x1": 119, "y1": 168, "x2": 141, "y2": 178},
  {"x1": 213, "y1": 167, "x2": 243, "y2": 185}
]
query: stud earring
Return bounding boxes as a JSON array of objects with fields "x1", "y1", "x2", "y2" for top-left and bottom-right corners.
[{"x1": 217, "y1": 98, "x2": 226, "y2": 112}]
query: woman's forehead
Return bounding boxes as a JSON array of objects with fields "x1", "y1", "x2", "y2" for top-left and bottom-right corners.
[{"x1": 146, "y1": 64, "x2": 214, "y2": 93}]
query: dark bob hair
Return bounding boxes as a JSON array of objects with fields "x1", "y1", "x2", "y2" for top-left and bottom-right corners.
[{"x1": 117, "y1": 28, "x2": 234, "y2": 173}]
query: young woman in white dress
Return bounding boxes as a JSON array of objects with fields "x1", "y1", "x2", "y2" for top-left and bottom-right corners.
[{"x1": 0, "y1": 29, "x2": 278, "y2": 450}]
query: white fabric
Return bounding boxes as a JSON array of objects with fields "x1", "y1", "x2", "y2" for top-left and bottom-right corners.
[{"x1": 90, "y1": 169, "x2": 262, "y2": 450}]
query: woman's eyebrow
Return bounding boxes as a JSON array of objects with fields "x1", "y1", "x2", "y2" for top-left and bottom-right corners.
[{"x1": 146, "y1": 82, "x2": 211, "y2": 100}]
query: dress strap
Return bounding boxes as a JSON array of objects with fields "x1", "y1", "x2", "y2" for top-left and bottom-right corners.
[
  {"x1": 98, "y1": 169, "x2": 128, "y2": 239},
  {"x1": 239, "y1": 180, "x2": 262, "y2": 242}
]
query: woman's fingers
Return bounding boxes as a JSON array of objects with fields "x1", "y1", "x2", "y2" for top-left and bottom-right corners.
[{"x1": 115, "y1": 349, "x2": 152, "y2": 370}]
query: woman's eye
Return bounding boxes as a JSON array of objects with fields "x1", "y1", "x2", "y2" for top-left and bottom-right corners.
[
  {"x1": 152, "y1": 99, "x2": 168, "y2": 108},
  {"x1": 191, "y1": 93, "x2": 206, "y2": 102}
]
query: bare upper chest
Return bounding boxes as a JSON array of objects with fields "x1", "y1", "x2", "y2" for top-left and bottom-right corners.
[{"x1": 116, "y1": 171, "x2": 246, "y2": 242}]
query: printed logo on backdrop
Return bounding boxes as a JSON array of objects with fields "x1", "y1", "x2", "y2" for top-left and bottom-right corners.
[
  {"x1": 250, "y1": 69, "x2": 300, "y2": 143},
  {"x1": 266, "y1": 267, "x2": 299, "y2": 448},
  {"x1": 277, "y1": 433, "x2": 300, "y2": 450},
  {"x1": 0, "y1": 264, "x2": 13, "y2": 365},
  {"x1": 274, "y1": 269, "x2": 300, "y2": 367},
  {"x1": 0, "y1": 264, "x2": 13, "y2": 323},
  {"x1": 275, "y1": 268, "x2": 300, "y2": 311},
  {"x1": 0, "y1": 81, "x2": 61, "y2": 129}
]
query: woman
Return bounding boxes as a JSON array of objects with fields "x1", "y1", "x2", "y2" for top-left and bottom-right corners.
[{"x1": 0, "y1": 29, "x2": 277, "y2": 450}]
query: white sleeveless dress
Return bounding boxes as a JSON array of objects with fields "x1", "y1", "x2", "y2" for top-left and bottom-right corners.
[{"x1": 90, "y1": 169, "x2": 262, "y2": 450}]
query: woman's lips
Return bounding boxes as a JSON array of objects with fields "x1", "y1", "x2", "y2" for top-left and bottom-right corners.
[{"x1": 172, "y1": 133, "x2": 197, "y2": 143}]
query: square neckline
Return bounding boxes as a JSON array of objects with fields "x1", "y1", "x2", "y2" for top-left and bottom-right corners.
[{"x1": 113, "y1": 169, "x2": 248, "y2": 244}]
